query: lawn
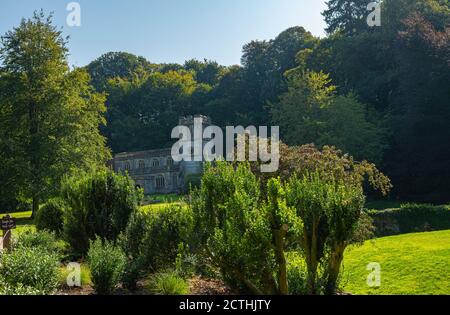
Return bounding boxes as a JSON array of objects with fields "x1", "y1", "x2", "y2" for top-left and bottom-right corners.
[
  {"x1": 342, "y1": 230, "x2": 450, "y2": 295},
  {"x1": 2, "y1": 211, "x2": 35, "y2": 236}
]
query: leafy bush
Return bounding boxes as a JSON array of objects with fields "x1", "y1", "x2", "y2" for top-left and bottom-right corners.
[
  {"x1": 0, "y1": 282, "x2": 45, "y2": 295},
  {"x1": 36, "y1": 198, "x2": 65, "y2": 235},
  {"x1": 62, "y1": 169, "x2": 142, "y2": 255},
  {"x1": 191, "y1": 162, "x2": 296, "y2": 295},
  {"x1": 15, "y1": 230, "x2": 65, "y2": 257},
  {"x1": 149, "y1": 272, "x2": 190, "y2": 295},
  {"x1": 370, "y1": 203, "x2": 450, "y2": 236},
  {"x1": 120, "y1": 205, "x2": 194, "y2": 274},
  {"x1": 121, "y1": 257, "x2": 146, "y2": 291},
  {"x1": 286, "y1": 253, "x2": 308, "y2": 295},
  {"x1": 0, "y1": 247, "x2": 60, "y2": 295},
  {"x1": 141, "y1": 204, "x2": 194, "y2": 270},
  {"x1": 87, "y1": 238, "x2": 126, "y2": 295}
]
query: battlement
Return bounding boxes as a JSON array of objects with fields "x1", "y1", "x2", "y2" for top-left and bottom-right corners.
[{"x1": 179, "y1": 115, "x2": 212, "y2": 126}]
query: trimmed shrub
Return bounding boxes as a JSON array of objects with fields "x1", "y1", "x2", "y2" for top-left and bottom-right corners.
[
  {"x1": 87, "y1": 238, "x2": 126, "y2": 295},
  {"x1": 62, "y1": 169, "x2": 142, "y2": 255},
  {"x1": 141, "y1": 204, "x2": 194, "y2": 270},
  {"x1": 370, "y1": 203, "x2": 450, "y2": 236},
  {"x1": 119, "y1": 210, "x2": 150, "y2": 290},
  {"x1": 36, "y1": 198, "x2": 65, "y2": 235},
  {"x1": 149, "y1": 271, "x2": 190, "y2": 295},
  {"x1": 0, "y1": 247, "x2": 60, "y2": 295}
]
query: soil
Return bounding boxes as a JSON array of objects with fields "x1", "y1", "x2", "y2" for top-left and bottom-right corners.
[
  {"x1": 188, "y1": 276, "x2": 233, "y2": 295},
  {"x1": 56, "y1": 277, "x2": 232, "y2": 296}
]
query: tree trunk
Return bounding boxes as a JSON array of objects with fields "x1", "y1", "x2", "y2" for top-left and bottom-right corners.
[
  {"x1": 29, "y1": 100, "x2": 40, "y2": 219},
  {"x1": 325, "y1": 242, "x2": 346, "y2": 295},
  {"x1": 306, "y1": 220, "x2": 319, "y2": 295},
  {"x1": 31, "y1": 195, "x2": 39, "y2": 218},
  {"x1": 273, "y1": 227, "x2": 288, "y2": 295}
]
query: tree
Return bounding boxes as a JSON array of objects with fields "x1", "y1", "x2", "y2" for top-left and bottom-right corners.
[
  {"x1": 0, "y1": 11, "x2": 110, "y2": 215},
  {"x1": 184, "y1": 59, "x2": 226, "y2": 86},
  {"x1": 191, "y1": 162, "x2": 301, "y2": 295},
  {"x1": 323, "y1": 0, "x2": 379, "y2": 35},
  {"x1": 281, "y1": 144, "x2": 390, "y2": 294},
  {"x1": 86, "y1": 51, "x2": 155, "y2": 92},
  {"x1": 286, "y1": 171, "x2": 367, "y2": 295},
  {"x1": 271, "y1": 70, "x2": 336, "y2": 146},
  {"x1": 272, "y1": 69, "x2": 386, "y2": 163}
]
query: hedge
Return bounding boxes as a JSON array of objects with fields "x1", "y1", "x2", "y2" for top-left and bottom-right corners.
[{"x1": 369, "y1": 203, "x2": 450, "y2": 236}]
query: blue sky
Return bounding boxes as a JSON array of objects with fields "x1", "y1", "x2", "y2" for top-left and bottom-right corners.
[{"x1": 0, "y1": 0, "x2": 327, "y2": 67}]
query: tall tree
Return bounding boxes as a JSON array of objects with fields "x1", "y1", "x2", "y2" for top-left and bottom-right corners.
[
  {"x1": 323, "y1": 0, "x2": 379, "y2": 35},
  {"x1": 0, "y1": 11, "x2": 110, "y2": 215},
  {"x1": 86, "y1": 51, "x2": 156, "y2": 92},
  {"x1": 271, "y1": 70, "x2": 386, "y2": 163}
]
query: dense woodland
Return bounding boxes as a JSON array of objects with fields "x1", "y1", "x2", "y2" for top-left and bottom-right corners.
[
  {"x1": 1, "y1": 0, "x2": 449, "y2": 215},
  {"x1": 86, "y1": 0, "x2": 449, "y2": 203}
]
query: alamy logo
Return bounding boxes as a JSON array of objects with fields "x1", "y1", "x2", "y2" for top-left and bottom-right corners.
[
  {"x1": 171, "y1": 117, "x2": 280, "y2": 173},
  {"x1": 367, "y1": 2, "x2": 381, "y2": 27},
  {"x1": 66, "y1": 2, "x2": 81, "y2": 27}
]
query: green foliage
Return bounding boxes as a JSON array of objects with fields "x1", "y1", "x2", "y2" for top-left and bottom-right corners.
[
  {"x1": 0, "y1": 246, "x2": 60, "y2": 295},
  {"x1": 184, "y1": 174, "x2": 202, "y2": 193},
  {"x1": 192, "y1": 162, "x2": 295, "y2": 295},
  {"x1": 272, "y1": 70, "x2": 386, "y2": 163},
  {"x1": 35, "y1": 198, "x2": 65, "y2": 235},
  {"x1": 0, "y1": 283, "x2": 46, "y2": 295},
  {"x1": 286, "y1": 168, "x2": 370, "y2": 295},
  {"x1": 119, "y1": 204, "x2": 194, "y2": 288},
  {"x1": 14, "y1": 230, "x2": 65, "y2": 257},
  {"x1": 0, "y1": 11, "x2": 110, "y2": 216},
  {"x1": 370, "y1": 203, "x2": 450, "y2": 236},
  {"x1": 86, "y1": 51, "x2": 156, "y2": 91},
  {"x1": 62, "y1": 169, "x2": 141, "y2": 255},
  {"x1": 87, "y1": 238, "x2": 126, "y2": 295},
  {"x1": 149, "y1": 272, "x2": 190, "y2": 295},
  {"x1": 140, "y1": 204, "x2": 194, "y2": 271},
  {"x1": 121, "y1": 257, "x2": 146, "y2": 291},
  {"x1": 59, "y1": 264, "x2": 92, "y2": 288},
  {"x1": 286, "y1": 253, "x2": 308, "y2": 295}
]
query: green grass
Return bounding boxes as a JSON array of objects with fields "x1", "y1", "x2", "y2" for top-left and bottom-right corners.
[
  {"x1": 2, "y1": 211, "x2": 36, "y2": 236},
  {"x1": 141, "y1": 201, "x2": 185, "y2": 212},
  {"x1": 59, "y1": 263, "x2": 92, "y2": 288},
  {"x1": 365, "y1": 200, "x2": 403, "y2": 210},
  {"x1": 342, "y1": 230, "x2": 450, "y2": 295}
]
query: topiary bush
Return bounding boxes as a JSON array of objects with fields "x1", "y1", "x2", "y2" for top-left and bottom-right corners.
[
  {"x1": 62, "y1": 169, "x2": 142, "y2": 255},
  {"x1": 87, "y1": 238, "x2": 126, "y2": 295},
  {"x1": 0, "y1": 246, "x2": 60, "y2": 295},
  {"x1": 370, "y1": 203, "x2": 450, "y2": 236},
  {"x1": 35, "y1": 198, "x2": 65, "y2": 235}
]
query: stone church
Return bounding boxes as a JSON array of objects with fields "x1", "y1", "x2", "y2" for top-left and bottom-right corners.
[{"x1": 110, "y1": 115, "x2": 211, "y2": 195}]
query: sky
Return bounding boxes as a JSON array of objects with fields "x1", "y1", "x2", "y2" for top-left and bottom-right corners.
[{"x1": 0, "y1": 0, "x2": 327, "y2": 67}]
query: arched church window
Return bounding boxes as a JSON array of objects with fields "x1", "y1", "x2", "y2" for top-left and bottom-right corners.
[
  {"x1": 139, "y1": 160, "x2": 145, "y2": 169},
  {"x1": 156, "y1": 176, "x2": 165, "y2": 188},
  {"x1": 152, "y1": 159, "x2": 160, "y2": 167}
]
